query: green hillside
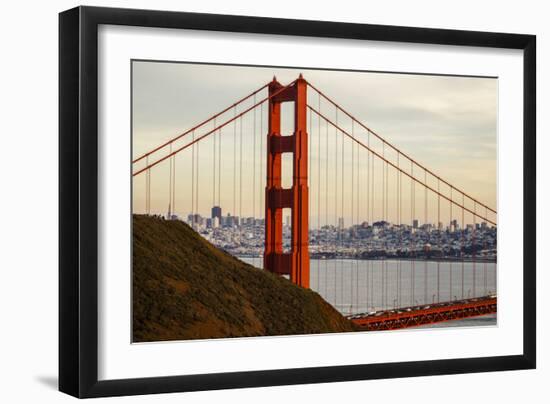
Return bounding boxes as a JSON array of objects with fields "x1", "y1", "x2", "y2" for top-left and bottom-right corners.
[{"x1": 132, "y1": 214, "x2": 355, "y2": 342}]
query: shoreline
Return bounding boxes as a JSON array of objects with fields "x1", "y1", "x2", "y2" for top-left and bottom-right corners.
[{"x1": 237, "y1": 255, "x2": 496, "y2": 264}]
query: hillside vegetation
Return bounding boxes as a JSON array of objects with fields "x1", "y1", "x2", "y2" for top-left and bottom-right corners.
[{"x1": 133, "y1": 214, "x2": 355, "y2": 342}]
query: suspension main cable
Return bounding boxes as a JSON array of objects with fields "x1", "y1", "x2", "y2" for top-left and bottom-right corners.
[
  {"x1": 306, "y1": 105, "x2": 496, "y2": 225},
  {"x1": 305, "y1": 81, "x2": 496, "y2": 215},
  {"x1": 132, "y1": 83, "x2": 268, "y2": 165},
  {"x1": 133, "y1": 81, "x2": 297, "y2": 177}
]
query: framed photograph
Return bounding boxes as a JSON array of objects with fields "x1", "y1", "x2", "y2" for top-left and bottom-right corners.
[{"x1": 59, "y1": 6, "x2": 536, "y2": 398}]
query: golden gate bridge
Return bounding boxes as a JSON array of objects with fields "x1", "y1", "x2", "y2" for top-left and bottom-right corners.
[{"x1": 132, "y1": 74, "x2": 497, "y2": 330}]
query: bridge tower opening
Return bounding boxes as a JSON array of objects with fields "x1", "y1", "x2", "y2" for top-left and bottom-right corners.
[{"x1": 264, "y1": 75, "x2": 310, "y2": 288}]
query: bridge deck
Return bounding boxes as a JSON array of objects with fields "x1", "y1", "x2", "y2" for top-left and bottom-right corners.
[{"x1": 350, "y1": 296, "x2": 497, "y2": 331}]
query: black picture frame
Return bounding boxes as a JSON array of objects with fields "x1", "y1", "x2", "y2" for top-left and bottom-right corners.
[{"x1": 59, "y1": 5, "x2": 536, "y2": 398}]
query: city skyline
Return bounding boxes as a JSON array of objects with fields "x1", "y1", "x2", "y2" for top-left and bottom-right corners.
[{"x1": 178, "y1": 203, "x2": 495, "y2": 231}]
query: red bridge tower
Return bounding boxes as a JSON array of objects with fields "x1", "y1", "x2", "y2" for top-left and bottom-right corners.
[{"x1": 264, "y1": 75, "x2": 310, "y2": 288}]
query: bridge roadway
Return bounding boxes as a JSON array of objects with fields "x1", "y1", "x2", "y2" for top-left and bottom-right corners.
[{"x1": 349, "y1": 296, "x2": 497, "y2": 331}]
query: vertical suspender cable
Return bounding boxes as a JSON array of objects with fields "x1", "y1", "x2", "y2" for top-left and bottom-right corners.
[
  {"x1": 148, "y1": 165, "x2": 151, "y2": 214},
  {"x1": 307, "y1": 101, "x2": 312, "y2": 284},
  {"x1": 339, "y1": 109, "x2": 344, "y2": 311},
  {"x1": 334, "y1": 108, "x2": 338, "y2": 307},
  {"x1": 482, "y1": 207, "x2": 488, "y2": 296},
  {"x1": 320, "y1": 93, "x2": 321, "y2": 289},
  {"x1": 384, "y1": 145, "x2": 389, "y2": 309},
  {"x1": 473, "y1": 202, "x2": 477, "y2": 298},
  {"x1": 380, "y1": 142, "x2": 387, "y2": 310},
  {"x1": 191, "y1": 132, "x2": 195, "y2": 228},
  {"x1": 239, "y1": 115, "x2": 243, "y2": 244},
  {"x1": 196, "y1": 131, "x2": 200, "y2": 230},
  {"x1": 325, "y1": 98, "x2": 329, "y2": 299},
  {"x1": 424, "y1": 170, "x2": 428, "y2": 304},
  {"x1": 213, "y1": 120, "x2": 216, "y2": 212},
  {"x1": 307, "y1": 104, "x2": 312, "y2": 286},
  {"x1": 233, "y1": 107, "x2": 236, "y2": 222},
  {"x1": 172, "y1": 144, "x2": 176, "y2": 215},
  {"x1": 168, "y1": 143, "x2": 172, "y2": 217},
  {"x1": 437, "y1": 177, "x2": 443, "y2": 303},
  {"x1": 461, "y1": 194, "x2": 465, "y2": 299},
  {"x1": 366, "y1": 131, "x2": 372, "y2": 311},
  {"x1": 449, "y1": 186, "x2": 453, "y2": 301},
  {"x1": 411, "y1": 160, "x2": 415, "y2": 306},
  {"x1": 385, "y1": 151, "x2": 389, "y2": 309},
  {"x1": 260, "y1": 102, "x2": 264, "y2": 260},
  {"x1": 371, "y1": 133, "x2": 375, "y2": 310},
  {"x1": 354, "y1": 121, "x2": 361, "y2": 311},
  {"x1": 308, "y1": 101, "x2": 312, "y2": 285},
  {"x1": 218, "y1": 121, "x2": 222, "y2": 208},
  {"x1": 397, "y1": 154, "x2": 401, "y2": 308},
  {"x1": 350, "y1": 120, "x2": 355, "y2": 314},
  {"x1": 252, "y1": 99, "x2": 257, "y2": 267}
]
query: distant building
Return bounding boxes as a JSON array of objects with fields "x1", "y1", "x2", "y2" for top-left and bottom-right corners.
[
  {"x1": 338, "y1": 217, "x2": 344, "y2": 230},
  {"x1": 211, "y1": 206, "x2": 222, "y2": 221},
  {"x1": 451, "y1": 219, "x2": 458, "y2": 232},
  {"x1": 223, "y1": 214, "x2": 239, "y2": 228},
  {"x1": 421, "y1": 223, "x2": 431, "y2": 232},
  {"x1": 413, "y1": 219, "x2": 418, "y2": 229},
  {"x1": 187, "y1": 213, "x2": 203, "y2": 227}
]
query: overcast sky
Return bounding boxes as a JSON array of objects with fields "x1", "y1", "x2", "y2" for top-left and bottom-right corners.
[{"x1": 132, "y1": 60, "x2": 497, "y2": 226}]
